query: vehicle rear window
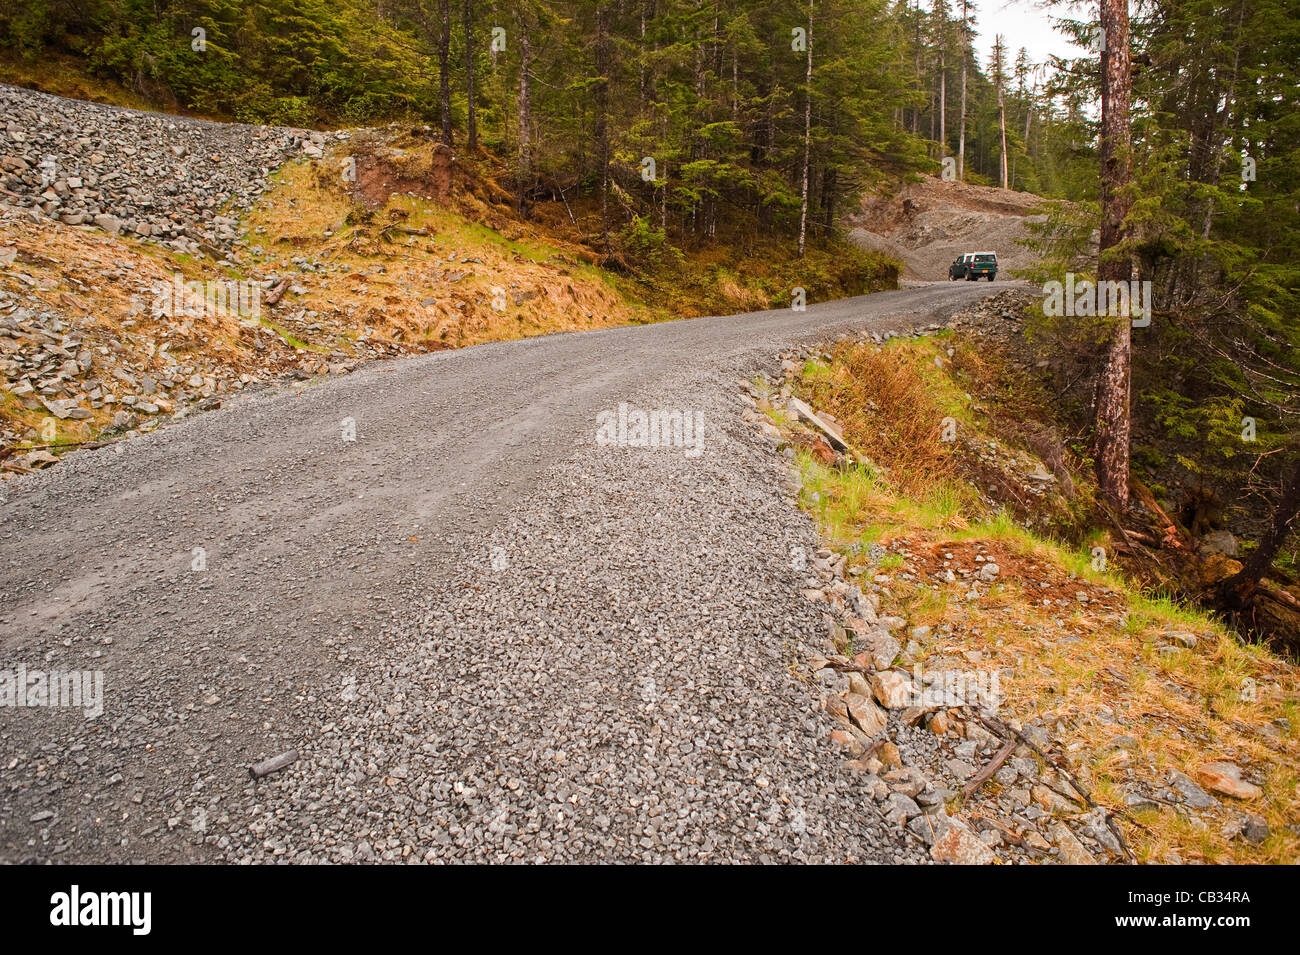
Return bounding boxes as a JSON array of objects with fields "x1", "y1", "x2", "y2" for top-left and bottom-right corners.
[{"x1": 974, "y1": 254, "x2": 996, "y2": 262}]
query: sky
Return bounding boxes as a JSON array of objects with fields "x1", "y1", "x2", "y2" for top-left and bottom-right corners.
[{"x1": 968, "y1": 0, "x2": 1092, "y2": 71}]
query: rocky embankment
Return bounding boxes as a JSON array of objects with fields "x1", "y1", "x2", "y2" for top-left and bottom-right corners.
[
  {"x1": 0, "y1": 86, "x2": 370, "y2": 472},
  {"x1": 0, "y1": 83, "x2": 330, "y2": 254}
]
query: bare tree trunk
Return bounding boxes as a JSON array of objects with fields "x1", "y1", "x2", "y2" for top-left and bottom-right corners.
[
  {"x1": 640, "y1": 0, "x2": 648, "y2": 106},
  {"x1": 732, "y1": 42, "x2": 739, "y2": 117},
  {"x1": 798, "y1": 0, "x2": 813, "y2": 257},
  {"x1": 823, "y1": 165, "x2": 836, "y2": 233},
  {"x1": 517, "y1": 25, "x2": 532, "y2": 216},
  {"x1": 463, "y1": 0, "x2": 477, "y2": 149},
  {"x1": 1201, "y1": 0, "x2": 1246, "y2": 239},
  {"x1": 995, "y1": 36, "x2": 1008, "y2": 189},
  {"x1": 958, "y1": 0, "x2": 968, "y2": 180},
  {"x1": 912, "y1": 0, "x2": 921, "y2": 136},
  {"x1": 939, "y1": 48, "x2": 946, "y2": 159},
  {"x1": 595, "y1": 2, "x2": 611, "y2": 248},
  {"x1": 929, "y1": 82, "x2": 935, "y2": 147},
  {"x1": 437, "y1": 0, "x2": 453, "y2": 145},
  {"x1": 1094, "y1": 0, "x2": 1134, "y2": 510}
]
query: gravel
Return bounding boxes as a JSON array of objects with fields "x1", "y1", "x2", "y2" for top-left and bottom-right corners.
[{"x1": 0, "y1": 236, "x2": 1012, "y2": 861}]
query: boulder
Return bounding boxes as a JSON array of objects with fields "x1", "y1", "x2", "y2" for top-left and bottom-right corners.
[
  {"x1": 1196, "y1": 761, "x2": 1262, "y2": 800},
  {"x1": 1048, "y1": 821, "x2": 1097, "y2": 865},
  {"x1": 1199, "y1": 529, "x2": 1238, "y2": 557},
  {"x1": 842, "y1": 692, "x2": 888, "y2": 737},
  {"x1": 871, "y1": 671, "x2": 917, "y2": 709},
  {"x1": 930, "y1": 819, "x2": 995, "y2": 865}
]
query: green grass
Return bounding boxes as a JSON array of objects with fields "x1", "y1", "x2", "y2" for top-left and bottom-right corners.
[
  {"x1": 1127, "y1": 591, "x2": 1222, "y2": 633},
  {"x1": 801, "y1": 357, "x2": 833, "y2": 382},
  {"x1": 257, "y1": 318, "x2": 322, "y2": 352}
]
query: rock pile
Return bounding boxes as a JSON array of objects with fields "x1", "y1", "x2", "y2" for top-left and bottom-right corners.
[
  {"x1": 0, "y1": 208, "x2": 377, "y2": 472},
  {"x1": 0, "y1": 83, "x2": 335, "y2": 256},
  {"x1": 0, "y1": 87, "x2": 377, "y2": 472}
]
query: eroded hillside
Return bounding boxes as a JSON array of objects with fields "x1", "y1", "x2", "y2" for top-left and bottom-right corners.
[{"x1": 848, "y1": 177, "x2": 1052, "y2": 282}]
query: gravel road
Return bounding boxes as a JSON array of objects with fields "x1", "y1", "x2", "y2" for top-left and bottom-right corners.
[{"x1": 0, "y1": 282, "x2": 1007, "y2": 863}]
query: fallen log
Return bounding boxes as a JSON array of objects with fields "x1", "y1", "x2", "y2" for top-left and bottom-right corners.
[{"x1": 264, "y1": 278, "x2": 291, "y2": 306}]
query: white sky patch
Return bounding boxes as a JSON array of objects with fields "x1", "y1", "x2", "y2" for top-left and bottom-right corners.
[{"x1": 969, "y1": 0, "x2": 1093, "y2": 71}]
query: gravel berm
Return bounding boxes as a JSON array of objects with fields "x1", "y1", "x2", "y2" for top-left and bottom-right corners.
[{"x1": 0, "y1": 282, "x2": 1011, "y2": 863}]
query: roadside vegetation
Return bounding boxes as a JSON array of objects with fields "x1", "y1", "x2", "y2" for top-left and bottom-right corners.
[{"x1": 775, "y1": 329, "x2": 1298, "y2": 863}]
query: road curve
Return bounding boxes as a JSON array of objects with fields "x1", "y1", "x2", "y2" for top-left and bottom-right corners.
[{"x1": 0, "y1": 281, "x2": 1008, "y2": 863}]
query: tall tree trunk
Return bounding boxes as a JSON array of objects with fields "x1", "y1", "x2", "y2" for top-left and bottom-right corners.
[
  {"x1": 639, "y1": 0, "x2": 648, "y2": 106},
  {"x1": 995, "y1": 37, "x2": 1008, "y2": 189},
  {"x1": 912, "y1": 0, "x2": 921, "y2": 136},
  {"x1": 732, "y1": 41, "x2": 739, "y2": 117},
  {"x1": 463, "y1": 0, "x2": 476, "y2": 149},
  {"x1": 958, "y1": 0, "x2": 968, "y2": 180},
  {"x1": 929, "y1": 82, "x2": 935, "y2": 147},
  {"x1": 798, "y1": 0, "x2": 813, "y2": 257},
  {"x1": 1201, "y1": 0, "x2": 1247, "y2": 239},
  {"x1": 823, "y1": 165, "x2": 836, "y2": 233},
  {"x1": 595, "y1": 2, "x2": 611, "y2": 249},
  {"x1": 1094, "y1": 0, "x2": 1134, "y2": 510},
  {"x1": 939, "y1": 48, "x2": 946, "y2": 158},
  {"x1": 517, "y1": 25, "x2": 532, "y2": 216},
  {"x1": 437, "y1": 0, "x2": 453, "y2": 145}
]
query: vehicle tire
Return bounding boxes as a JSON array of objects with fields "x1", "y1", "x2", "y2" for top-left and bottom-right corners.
[{"x1": 987, "y1": 274, "x2": 995, "y2": 282}]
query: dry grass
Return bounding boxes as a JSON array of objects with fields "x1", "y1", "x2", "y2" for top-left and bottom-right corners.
[
  {"x1": 0, "y1": 51, "x2": 157, "y2": 112},
  {"x1": 801, "y1": 340, "x2": 966, "y2": 499},
  {"x1": 240, "y1": 145, "x2": 649, "y2": 349}
]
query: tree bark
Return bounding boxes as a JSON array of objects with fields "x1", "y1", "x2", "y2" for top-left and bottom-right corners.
[
  {"x1": 939, "y1": 47, "x2": 946, "y2": 160},
  {"x1": 517, "y1": 23, "x2": 532, "y2": 216},
  {"x1": 595, "y1": 1, "x2": 611, "y2": 249},
  {"x1": 958, "y1": 0, "x2": 968, "y2": 180},
  {"x1": 995, "y1": 36, "x2": 1008, "y2": 189},
  {"x1": 822, "y1": 164, "x2": 836, "y2": 233},
  {"x1": 1093, "y1": 0, "x2": 1134, "y2": 510},
  {"x1": 437, "y1": 0, "x2": 453, "y2": 145},
  {"x1": 1200, "y1": 0, "x2": 1246, "y2": 239},
  {"x1": 463, "y1": 0, "x2": 476, "y2": 149},
  {"x1": 912, "y1": 0, "x2": 921, "y2": 136},
  {"x1": 798, "y1": 0, "x2": 813, "y2": 257}
]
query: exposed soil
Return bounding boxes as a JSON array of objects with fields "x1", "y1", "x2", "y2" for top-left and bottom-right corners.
[
  {"x1": 352, "y1": 140, "x2": 457, "y2": 208},
  {"x1": 847, "y1": 176, "x2": 1052, "y2": 281}
]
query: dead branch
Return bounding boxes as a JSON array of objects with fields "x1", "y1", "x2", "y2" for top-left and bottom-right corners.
[
  {"x1": 963, "y1": 739, "x2": 1017, "y2": 798},
  {"x1": 974, "y1": 711, "x2": 1134, "y2": 863}
]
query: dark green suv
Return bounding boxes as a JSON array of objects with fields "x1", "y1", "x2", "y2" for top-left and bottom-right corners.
[{"x1": 949, "y1": 251, "x2": 998, "y2": 281}]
